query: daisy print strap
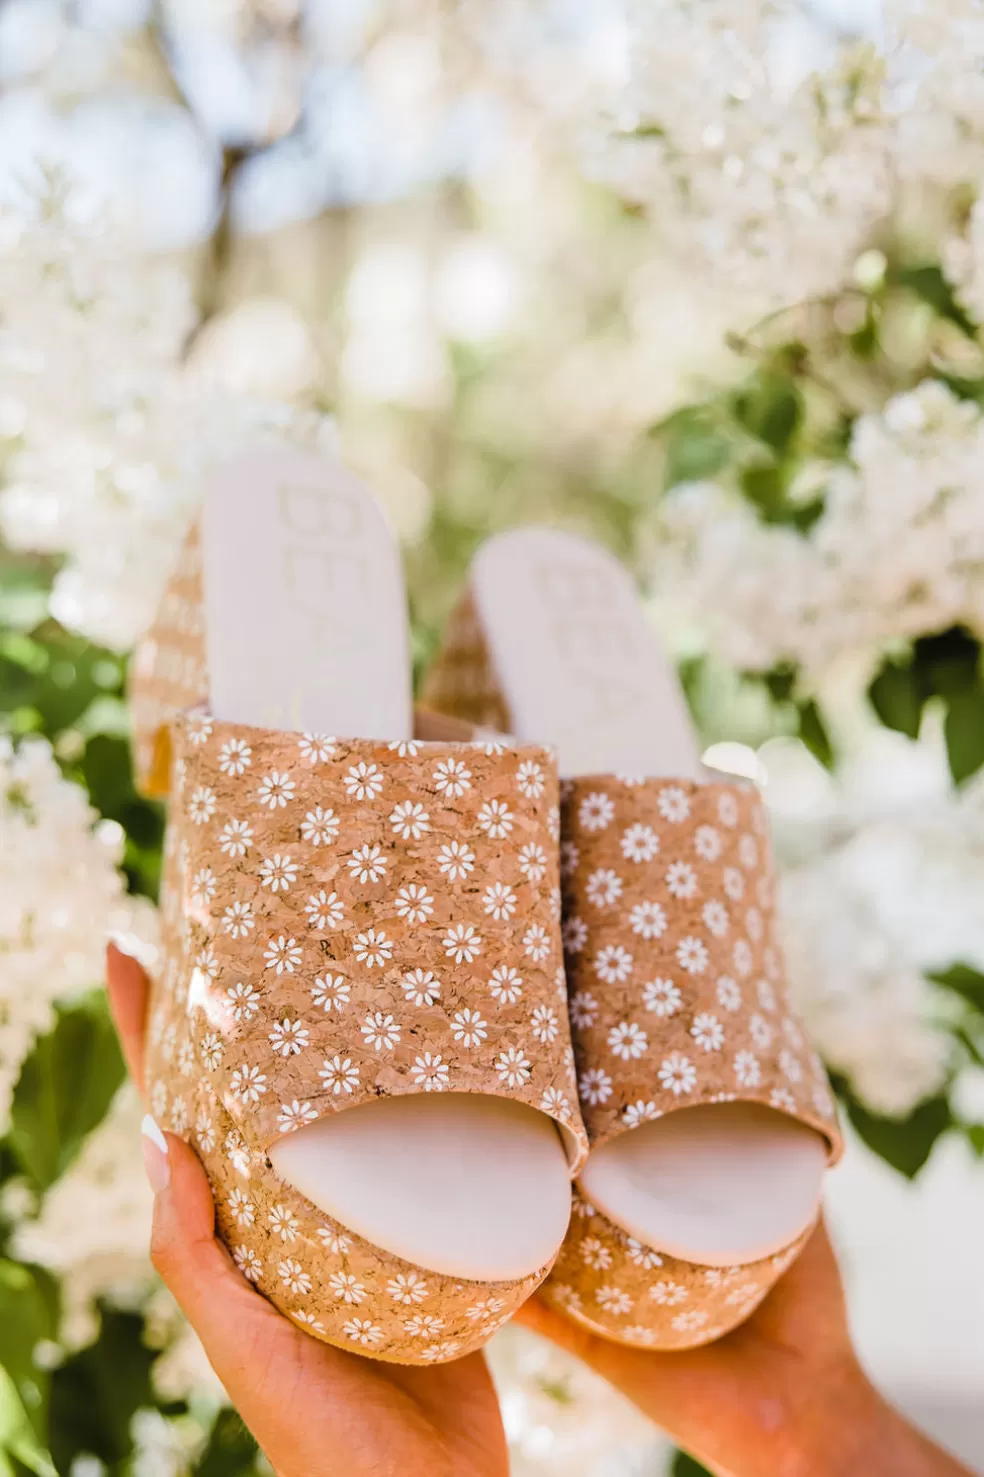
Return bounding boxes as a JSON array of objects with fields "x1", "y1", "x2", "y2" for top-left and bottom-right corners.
[
  {"x1": 422, "y1": 527, "x2": 842, "y2": 1349},
  {"x1": 142, "y1": 458, "x2": 586, "y2": 1364}
]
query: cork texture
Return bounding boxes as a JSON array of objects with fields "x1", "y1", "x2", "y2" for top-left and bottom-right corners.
[{"x1": 147, "y1": 716, "x2": 588, "y2": 1362}]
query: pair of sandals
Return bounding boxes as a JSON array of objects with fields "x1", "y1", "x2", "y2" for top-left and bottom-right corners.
[{"x1": 130, "y1": 447, "x2": 842, "y2": 1366}]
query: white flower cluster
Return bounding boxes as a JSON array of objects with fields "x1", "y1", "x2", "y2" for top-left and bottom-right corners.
[
  {"x1": 0, "y1": 739, "x2": 156, "y2": 1133},
  {"x1": 766, "y1": 728, "x2": 979, "y2": 1119},
  {"x1": 654, "y1": 380, "x2": 984, "y2": 684},
  {"x1": 0, "y1": 198, "x2": 335, "y2": 651}
]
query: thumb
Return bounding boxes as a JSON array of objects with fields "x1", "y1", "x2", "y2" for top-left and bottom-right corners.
[{"x1": 141, "y1": 1118, "x2": 292, "y2": 1392}]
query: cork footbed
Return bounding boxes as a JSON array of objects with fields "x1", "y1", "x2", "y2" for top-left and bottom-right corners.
[
  {"x1": 130, "y1": 457, "x2": 588, "y2": 1361},
  {"x1": 421, "y1": 528, "x2": 843, "y2": 1349}
]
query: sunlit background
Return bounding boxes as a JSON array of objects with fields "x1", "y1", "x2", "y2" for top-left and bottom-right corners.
[{"x1": 2, "y1": 1, "x2": 984, "y2": 1473}]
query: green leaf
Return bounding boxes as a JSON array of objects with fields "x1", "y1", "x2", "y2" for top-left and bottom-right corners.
[
  {"x1": 0, "y1": 1369, "x2": 55, "y2": 1477},
  {"x1": 913, "y1": 626, "x2": 981, "y2": 700},
  {"x1": 655, "y1": 406, "x2": 733, "y2": 489},
  {"x1": 731, "y1": 372, "x2": 803, "y2": 455},
  {"x1": 839, "y1": 1089, "x2": 953, "y2": 1179},
  {"x1": 944, "y1": 685, "x2": 984, "y2": 784},
  {"x1": 739, "y1": 462, "x2": 787, "y2": 523},
  {"x1": 0, "y1": 1262, "x2": 57, "y2": 1438},
  {"x1": 195, "y1": 1410, "x2": 259, "y2": 1477},
  {"x1": 671, "y1": 1453, "x2": 713, "y2": 1477},
  {"x1": 869, "y1": 658, "x2": 925, "y2": 739},
  {"x1": 892, "y1": 264, "x2": 979, "y2": 338},
  {"x1": 48, "y1": 1308, "x2": 155, "y2": 1474},
  {"x1": 7, "y1": 994, "x2": 125, "y2": 1193},
  {"x1": 797, "y1": 699, "x2": 834, "y2": 769},
  {"x1": 928, "y1": 964, "x2": 984, "y2": 1011},
  {"x1": 966, "y1": 1124, "x2": 984, "y2": 1156}
]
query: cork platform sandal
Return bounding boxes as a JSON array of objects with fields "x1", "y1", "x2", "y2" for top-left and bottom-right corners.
[
  {"x1": 129, "y1": 454, "x2": 589, "y2": 1363},
  {"x1": 422, "y1": 528, "x2": 843, "y2": 1351}
]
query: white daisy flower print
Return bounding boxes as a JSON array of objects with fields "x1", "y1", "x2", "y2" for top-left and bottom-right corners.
[
  {"x1": 595, "y1": 944, "x2": 633, "y2": 985},
  {"x1": 170, "y1": 1096, "x2": 190, "y2": 1135},
  {"x1": 347, "y1": 843, "x2": 388, "y2": 884},
  {"x1": 733, "y1": 939, "x2": 753, "y2": 977},
  {"x1": 292, "y1": 1312, "x2": 326, "y2": 1334},
  {"x1": 259, "y1": 854, "x2": 299, "y2": 892},
  {"x1": 225, "y1": 1131, "x2": 251, "y2": 1175},
  {"x1": 691, "y1": 1013, "x2": 724, "y2": 1052},
  {"x1": 466, "y1": 1296, "x2": 506, "y2": 1322},
  {"x1": 306, "y1": 891, "x2": 345, "y2": 931},
  {"x1": 230, "y1": 1065, "x2": 268, "y2": 1104},
  {"x1": 621, "y1": 823, "x2": 659, "y2": 863},
  {"x1": 443, "y1": 923, "x2": 482, "y2": 964},
  {"x1": 518, "y1": 842, "x2": 548, "y2": 884},
  {"x1": 516, "y1": 760, "x2": 545, "y2": 798},
  {"x1": 433, "y1": 757, "x2": 471, "y2": 797},
  {"x1": 540, "y1": 1086, "x2": 573, "y2": 1121},
  {"x1": 219, "y1": 738, "x2": 252, "y2": 776},
  {"x1": 717, "y1": 975, "x2": 742, "y2": 1012},
  {"x1": 586, "y1": 868, "x2": 623, "y2": 908},
  {"x1": 396, "y1": 884, "x2": 434, "y2": 925},
  {"x1": 222, "y1": 901, "x2": 255, "y2": 939},
  {"x1": 596, "y1": 1286, "x2": 632, "y2": 1315},
  {"x1": 495, "y1": 1047, "x2": 532, "y2": 1089},
  {"x1": 387, "y1": 1273, "x2": 429, "y2": 1305},
  {"x1": 734, "y1": 1050, "x2": 762, "y2": 1088},
  {"x1": 677, "y1": 936, "x2": 709, "y2": 975},
  {"x1": 608, "y1": 1021, "x2": 649, "y2": 1061},
  {"x1": 780, "y1": 1049, "x2": 803, "y2": 1083},
  {"x1": 702, "y1": 901, "x2": 729, "y2": 938},
  {"x1": 187, "y1": 713, "x2": 213, "y2": 746},
  {"x1": 757, "y1": 979, "x2": 777, "y2": 1012},
  {"x1": 649, "y1": 1280, "x2": 688, "y2": 1307},
  {"x1": 695, "y1": 824, "x2": 722, "y2": 861},
  {"x1": 151, "y1": 1080, "x2": 168, "y2": 1120},
  {"x1": 195, "y1": 945, "x2": 220, "y2": 982},
  {"x1": 390, "y1": 800, "x2": 430, "y2": 840},
  {"x1": 343, "y1": 1319, "x2": 383, "y2": 1347},
  {"x1": 723, "y1": 866, "x2": 745, "y2": 901},
  {"x1": 718, "y1": 791, "x2": 739, "y2": 827},
  {"x1": 563, "y1": 916, "x2": 589, "y2": 953},
  {"x1": 298, "y1": 733, "x2": 336, "y2": 765},
  {"x1": 623, "y1": 1100, "x2": 660, "y2": 1128},
  {"x1": 362, "y1": 1012, "x2": 401, "y2": 1052},
  {"x1": 579, "y1": 792, "x2": 615, "y2": 832},
  {"x1": 319, "y1": 1056, "x2": 360, "y2": 1095},
  {"x1": 269, "y1": 1205, "x2": 301, "y2": 1241},
  {"x1": 200, "y1": 1034, "x2": 224, "y2": 1071},
  {"x1": 531, "y1": 1005, "x2": 560, "y2": 1044},
  {"x1": 658, "y1": 786, "x2": 690, "y2": 822},
  {"x1": 328, "y1": 1271, "x2": 367, "y2": 1304},
  {"x1": 420, "y1": 1341, "x2": 460, "y2": 1363},
  {"x1": 312, "y1": 974, "x2": 350, "y2": 1012},
  {"x1": 559, "y1": 841, "x2": 580, "y2": 877},
  {"x1": 279, "y1": 1259, "x2": 311, "y2": 1296},
  {"x1": 269, "y1": 1019, "x2": 310, "y2": 1056},
  {"x1": 264, "y1": 935, "x2": 303, "y2": 974},
  {"x1": 289, "y1": 1101, "x2": 334, "y2": 1147},
  {"x1": 630, "y1": 901, "x2": 667, "y2": 940},
  {"x1": 410, "y1": 1053, "x2": 450, "y2": 1091},
  {"x1": 659, "y1": 1053, "x2": 697, "y2": 1095},
  {"x1": 580, "y1": 1237, "x2": 613, "y2": 1271},
  {"x1": 489, "y1": 965, "x2": 524, "y2": 1005},
  {"x1": 437, "y1": 840, "x2": 475, "y2": 881},
  {"x1": 257, "y1": 771, "x2": 295, "y2": 809},
  {"x1": 522, "y1": 923, "x2": 551, "y2": 963},
  {"x1": 771, "y1": 1087, "x2": 796, "y2": 1113},
  {"x1": 450, "y1": 1008, "x2": 488, "y2": 1048},
  {"x1": 233, "y1": 1246, "x2": 262, "y2": 1282},
  {"x1": 783, "y1": 1018, "x2": 805, "y2": 1050},
  {"x1": 301, "y1": 807, "x2": 340, "y2": 846},
  {"x1": 196, "y1": 1110, "x2": 216, "y2": 1154},
  {"x1": 579, "y1": 1067, "x2": 613, "y2": 1105},
  {"x1": 477, "y1": 799, "x2": 514, "y2": 839},
  {"x1": 404, "y1": 1313, "x2": 445, "y2": 1339},
  {"x1": 387, "y1": 739, "x2": 419, "y2": 757},
  {"x1": 673, "y1": 1310, "x2": 709, "y2": 1335},
  {"x1": 189, "y1": 786, "x2": 217, "y2": 825},
  {"x1": 353, "y1": 929, "x2": 393, "y2": 967},
  {"x1": 739, "y1": 834, "x2": 759, "y2": 869},
  {"x1": 317, "y1": 1228, "x2": 353, "y2": 1256},
  {"x1": 191, "y1": 868, "x2": 216, "y2": 907},
  {"x1": 219, "y1": 818, "x2": 253, "y2": 857},
  {"x1": 344, "y1": 762, "x2": 384, "y2": 801},
  {"x1": 482, "y1": 882, "x2": 516, "y2": 921},
  {"x1": 569, "y1": 990, "x2": 599, "y2": 1028},
  {"x1": 227, "y1": 1189, "x2": 255, "y2": 1227},
  {"x1": 749, "y1": 1014, "x2": 774, "y2": 1050},
  {"x1": 665, "y1": 861, "x2": 698, "y2": 900},
  {"x1": 746, "y1": 906, "x2": 764, "y2": 942},
  {"x1": 402, "y1": 968, "x2": 441, "y2": 1007}
]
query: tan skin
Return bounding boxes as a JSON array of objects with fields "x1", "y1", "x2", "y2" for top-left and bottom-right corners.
[{"x1": 108, "y1": 942, "x2": 974, "y2": 1477}]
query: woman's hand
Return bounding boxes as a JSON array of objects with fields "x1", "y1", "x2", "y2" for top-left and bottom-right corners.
[
  {"x1": 518, "y1": 1213, "x2": 974, "y2": 1477},
  {"x1": 106, "y1": 943, "x2": 510, "y2": 1477}
]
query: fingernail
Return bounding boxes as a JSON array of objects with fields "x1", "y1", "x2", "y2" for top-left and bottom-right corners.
[
  {"x1": 107, "y1": 931, "x2": 137, "y2": 960},
  {"x1": 141, "y1": 1115, "x2": 171, "y2": 1194}
]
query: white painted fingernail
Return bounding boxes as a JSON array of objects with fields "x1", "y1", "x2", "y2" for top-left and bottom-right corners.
[{"x1": 141, "y1": 1116, "x2": 171, "y2": 1194}]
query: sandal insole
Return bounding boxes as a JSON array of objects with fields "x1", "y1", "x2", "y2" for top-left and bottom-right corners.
[
  {"x1": 203, "y1": 453, "x2": 571, "y2": 1281},
  {"x1": 470, "y1": 528, "x2": 827, "y2": 1268}
]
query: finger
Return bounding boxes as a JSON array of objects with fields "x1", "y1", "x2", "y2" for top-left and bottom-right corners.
[{"x1": 106, "y1": 941, "x2": 150, "y2": 1093}]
